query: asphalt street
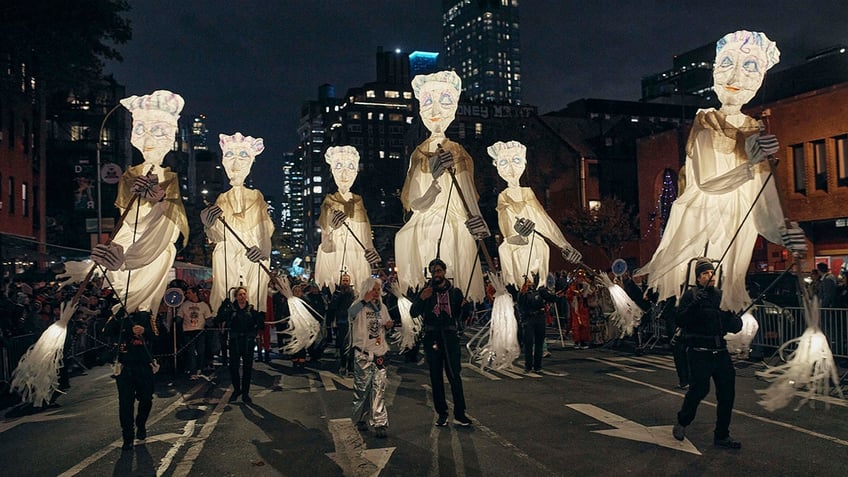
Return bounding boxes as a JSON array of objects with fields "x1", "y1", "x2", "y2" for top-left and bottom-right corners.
[{"x1": 1, "y1": 334, "x2": 846, "y2": 476}]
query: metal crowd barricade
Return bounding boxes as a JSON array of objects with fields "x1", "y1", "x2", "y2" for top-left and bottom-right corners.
[
  {"x1": 1, "y1": 333, "x2": 37, "y2": 392},
  {"x1": 751, "y1": 304, "x2": 848, "y2": 360}
]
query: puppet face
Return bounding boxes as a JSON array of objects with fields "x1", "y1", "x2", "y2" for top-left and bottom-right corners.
[
  {"x1": 417, "y1": 81, "x2": 459, "y2": 135},
  {"x1": 494, "y1": 148, "x2": 526, "y2": 188},
  {"x1": 130, "y1": 111, "x2": 177, "y2": 167},
  {"x1": 222, "y1": 143, "x2": 256, "y2": 186},
  {"x1": 713, "y1": 44, "x2": 767, "y2": 109},
  {"x1": 329, "y1": 150, "x2": 359, "y2": 194}
]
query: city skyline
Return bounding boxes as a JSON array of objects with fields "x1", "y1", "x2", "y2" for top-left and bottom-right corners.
[{"x1": 105, "y1": 1, "x2": 846, "y2": 182}]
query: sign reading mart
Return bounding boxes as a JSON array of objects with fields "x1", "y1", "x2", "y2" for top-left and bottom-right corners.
[{"x1": 456, "y1": 103, "x2": 537, "y2": 119}]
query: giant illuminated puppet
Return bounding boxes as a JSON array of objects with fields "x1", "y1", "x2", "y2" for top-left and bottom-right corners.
[
  {"x1": 637, "y1": 31, "x2": 806, "y2": 312},
  {"x1": 92, "y1": 90, "x2": 190, "y2": 312},
  {"x1": 396, "y1": 70, "x2": 489, "y2": 303},
  {"x1": 314, "y1": 146, "x2": 380, "y2": 293},
  {"x1": 12, "y1": 90, "x2": 187, "y2": 409},
  {"x1": 201, "y1": 133, "x2": 274, "y2": 313},
  {"x1": 488, "y1": 140, "x2": 582, "y2": 288}
]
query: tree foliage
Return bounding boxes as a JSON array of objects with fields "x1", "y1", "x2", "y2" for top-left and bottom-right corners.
[
  {"x1": 561, "y1": 196, "x2": 638, "y2": 261},
  {"x1": 0, "y1": 0, "x2": 132, "y2": 92}
]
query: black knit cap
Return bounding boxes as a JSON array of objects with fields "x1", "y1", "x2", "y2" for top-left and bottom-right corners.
[
  {"x1": 695, "y1": 257, "x2": 715, "y2": 276},
  {"x1": 428, "y1": 258, "x2": 447, "y2": 272}
]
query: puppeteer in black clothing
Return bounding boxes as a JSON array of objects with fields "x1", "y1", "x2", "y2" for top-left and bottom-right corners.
[
  {"x1": 672, "y1": 258, "x2": 743, "y2": 449},
  {"x1": 103, "y1": 310, "x2": 159, "y2": 451},
  {"x1": 410, "y1": 258, "x2": 472, "y2": 427},
  {"x1": 215, "y1": 287, "x2": 264, "y2": 403},
  {"x1": 517, "y1": 278, "x2": 557, "y2": 372}
]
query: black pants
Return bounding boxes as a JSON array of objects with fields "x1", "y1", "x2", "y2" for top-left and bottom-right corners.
[
  {"x1": 336, "y1": 322, "x2": 353, "y2": 371},
  {"x1": 116, "y1": 363, "x2": 154, "y2": 440},
  {"x1": 672, "y1": 339, "x2": 690, "y2": 386},
  {"x1": 228, "y1": 333, "x2": 255, "y2": 396},
  {"x1": 424, "y1": 330, "x2": 466, "y2": 418},
  {"x1": 677, "y1": 348, "x2": 736, "y2": 439},
  {"x1": 183, "y1": 330, "x2": 206, "y2": 374},
  {"x1": 523, "y1": 318, "x2": 546, "y2": 371}
]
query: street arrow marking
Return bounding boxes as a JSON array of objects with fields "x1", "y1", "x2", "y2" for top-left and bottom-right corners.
[
  {"x1": 567, "y1": 403, "x2": 701, "y2": 455},
  {"x1": 327, "y1": 418, "x2": 395, "y2": 476},
  {"x1": 0, "y1": 409, "x2": 78, "y2": 434}
]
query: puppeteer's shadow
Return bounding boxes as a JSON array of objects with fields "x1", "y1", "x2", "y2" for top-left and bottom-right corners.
[{"x1": 240, "y1": 403, "x2": 342, "y2": 475}]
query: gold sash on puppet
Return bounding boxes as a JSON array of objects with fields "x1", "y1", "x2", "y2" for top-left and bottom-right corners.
[{"x1": 400, "y1": 138, "x2": 476, "y2": 210}]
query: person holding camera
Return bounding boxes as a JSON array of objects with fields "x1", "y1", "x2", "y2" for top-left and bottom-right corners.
[
  {"x1": 410, "y1": 258, "x2": 472, "y2": 427},
  {"x1": 672, "y1": 258, "x2": 743, "y2": 449}
]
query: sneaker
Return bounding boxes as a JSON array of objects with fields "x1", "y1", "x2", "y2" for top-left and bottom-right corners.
[
  {"x1": 136, "y1": 427, "x2": 146, "y2": 440},
  {"x1": 356, "y1": 421, "x2": 369, "y2": 432},
  {"x1": 672, "y1": 423, "x2": 686, "y2": 441},
  {"x1": 435, "y1": 414, "x2": 449, "y2": 427},
  {"x1": 375, "y1": 426, "x2": 388, "y2": 438},
  {"x1": 713, "y1": 436, "x2": 741, "y2": 449},
  {"x1": 454, "y1": 415, "x2": 472, "y2": 427},
  {"x1": 678, "y1": 383, "x2": 690, "y2": 390},
  {"x1": 542, "y1": 351, "x2": 552, "y2": 358}
]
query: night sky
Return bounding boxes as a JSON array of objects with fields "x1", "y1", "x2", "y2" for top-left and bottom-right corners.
[{"x1": 105, "y1": 0, "x2": 846, "y2": 194}]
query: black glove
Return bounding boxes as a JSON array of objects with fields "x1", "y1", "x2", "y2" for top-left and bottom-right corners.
[
  {"x1": 131, "y1": 173, "x2": 165, "y2": 202},
  {"x1": 201, "y1": 204, "x2": 223, "y2": 228},
  {"x1": 514, "y1": 217, "x2": 535, "y2": 237},
  {"x1": 330, "y1": 209, "x2": 347, "y2": 229}
]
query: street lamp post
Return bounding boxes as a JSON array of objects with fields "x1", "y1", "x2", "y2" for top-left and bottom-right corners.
[{"x1": 96, "y1": 103, "x2": 123, "y2": 242}]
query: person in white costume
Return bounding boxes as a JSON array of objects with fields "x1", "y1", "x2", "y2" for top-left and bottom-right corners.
[
  {"x1": 396, "y1": 70, "x2": 489, "y2": 303},
  {"x1": 201, "y1": 133, "x2": 274, "y2": 313},
  {"x1": 637, "y1": 31, "x2": 806, "y2": 312},
  {"x1": 314, "y1": 146, "x2": 380, "y2": 293},
  {"x1": 91, "y1": 90, "x2": 189, "y2": 314},
  {"x1": 488, "y1": 141, "x2": 582, "y2": 288}
]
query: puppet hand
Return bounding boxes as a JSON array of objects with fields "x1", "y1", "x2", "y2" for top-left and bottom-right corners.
[
  {"x1": 200, "y1": 204, "x2": 223, "y2": 228},
  {"x1": 779, "y1": 221, "x2": 807, "y2": 256},
  {"x1": 514, "y1": 217, "x2": 536, "y2": 237},
  {"x1": 330, "y1": 209, "x2": 348, "y2": 229},
  {"x1": 746, "y1": 133, "x2": 779, "y2": 164},
  {"x1": 132, "y1": 173, "x2": 165, "y2": 202},
  {"x1": 561, "y1": 247, "x2": 583, "y2": 264},
  {"x1": 91, "y1": 243, "x2": 125, "y2": 271},
  {"x1": 465, "y1": 215, "x2": 491, "y2": 239},
  {"x1": 245, "y1": 245, "x2": 266, "y2": 262},
  {"x1": 429, "y1": 146, "x2": 455, "y2": 179},
  {"x1": 364, "y1": 248, "x2": 381, "y2": 266}
]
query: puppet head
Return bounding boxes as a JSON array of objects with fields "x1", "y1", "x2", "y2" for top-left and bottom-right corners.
[
  {"x1": 488, "y1": 140, "x2": 527, "y2": 189},
  {"x1": 713, "y1": 30, "x2": 780, "y2": 111},
  {"x1": 219, "y1": 132, "x2": 264, "y2": 186},
  {"x1": 412, "y1": 70, "x2": 462, "y2": 136},
  {"x1": 121, "y1": 90, "x2": 184, "y2": 167},
  {"x1": 325, "y1": 146, "x2": 360, "y2": 194}
]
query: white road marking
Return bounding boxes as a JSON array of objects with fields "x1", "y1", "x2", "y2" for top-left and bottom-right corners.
[
  {"x1": 461, "y1": 362, "x2": 501, "y2": 380},
  {"x1": 171, "y1": 388, "x2": 235, "y2": 477},
  {"x1": 608, "y1": 373, "x2": 848, "y2": 447},
  {"x1": 566, "y1": 403, "x2": 701, "y2": 455},
  {"x1": 314, "y1": 369, "x2": 354, "y2": 391},
  {"x1": 587, "y1": 357, "x2": 653, "y2": 373},
  {"x1": 326, "y1": 418, "x2": 395, "y2": 477},
  {"x1": 613, "y1": 356, "x2": 677, "y2": 371},
  {"x1": 156, "y1": 420, "x2": 197, "y2": 476},
  {"x1": 0, "y1": 409, "x2": 78, "y2": 434}
]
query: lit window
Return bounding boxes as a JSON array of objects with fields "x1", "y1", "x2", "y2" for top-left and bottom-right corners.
[
  {"x1": 474, "y1": 123, "x2": 483, "y2": 138},
  {"x1": 313, "y1": 176, "x2": 322, "y2": 183},
  {"x1": 368, "y1": 112, "x2": 373, "y2": 120},
  {"x1": 379, "y1": 151, "x2": 385, "y2": 158},
  {"x1": 385, "y1": 90, "x2": 399, "y2": 98},
  {"x1": 814, "y1": 140, "x2": 827, "y2": 191},
  {"x1": 313, "y1": 186, "x2": 322, "y2": 194},
  {"x1": 792, "y1": 144, "x2": 806, "y2": 194},
  {"x1": 403, "y1": 92, "x2": 412, "y2": 99},
  {"x1": 366, "y1": 90, "x2": 376, "y2": 98},
  {"x1": 836, "y1": 135, "x2": 847, "y2": 187}
]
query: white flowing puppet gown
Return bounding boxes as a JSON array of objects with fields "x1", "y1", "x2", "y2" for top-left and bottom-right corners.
[
  {"x1": 206, "y1": 187, "x2": 273, "y2": 313},
  {"x1": 314, "y1": 192, "x2": 375, "y2": 294},
  {"x1": 637, "y1": 109, "x2": 786, "y2": 312},
  {"x1": 396, "y1": 138, "x2": 485, "y2": 303},
  {"x1": 108, "y1": 164, "x2": 189, "y2": 313},
  {"x1": 497, "y1": 187, "x2": 573, "y2": 288}
]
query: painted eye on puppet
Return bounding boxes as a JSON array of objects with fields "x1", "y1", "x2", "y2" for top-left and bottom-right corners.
[
  {"x1": 347, "y1": 163, "x2": 356, "y2": 171},
  {"x1": 334, "y1": 162, "x2": 343, "y2": 170},
  {"x1": 224, "y1": 151, "x2": 234, "y2": 158},
  {"x1": 512, "y1": 156, "x2": 523, "y2": 164},
  {"x1": 420, "y1": 94, "x2": 433, "y2": 108},
  {"x1": 149, "y1": 125, "x2": 167, "y2": 138},
  {"x1": 439, "y1": 91, "x2": 454, "y2": 106},
  {"x1": 498, "y1": 158, "x2": 509, "y2": 167},
  {"x1": 742, "y1": 59, "x2": 760, "y2": 73},
  {"x1": 718, "y1": 56, "x2": 733, "y2": 68},
  {"x1": 238, "y1": 150, "x2": 250, "y2": 158},
  {"x1": 132, "y1": 124, "x2": 146, "y2": 136}
]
